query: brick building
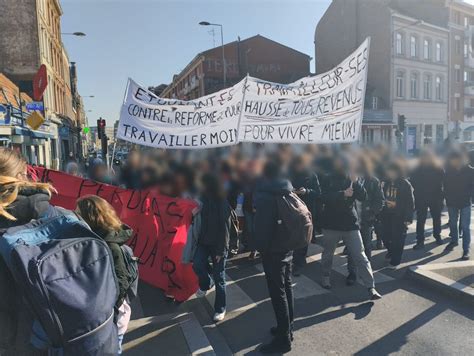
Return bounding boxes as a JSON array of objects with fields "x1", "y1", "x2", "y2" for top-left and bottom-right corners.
[
  {"x1": 161, "y1": 35, "x2": 311, "y2": 100},
  {"x1": 0, "y1": 0, "x2": 87, "y2": 167}
]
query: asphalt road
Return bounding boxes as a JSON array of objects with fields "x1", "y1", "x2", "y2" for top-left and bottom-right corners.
[{"x1": 128, "y1": 209, "x2": 474, "y2": 355}]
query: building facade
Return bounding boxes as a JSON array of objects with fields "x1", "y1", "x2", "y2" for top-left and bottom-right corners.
[
  {"x1": 0, "y1": 0, "x2": 86, "y2": 167},
  {"x1": 161, "y1": 35, "x2": 311, "y2": 99},
  {"x1": 315, "y1": 0, "x2": 450, "y2": 152}
]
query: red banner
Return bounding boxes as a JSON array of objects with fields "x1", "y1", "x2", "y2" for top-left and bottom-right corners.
[{"x1": 32, "y1": 167, "x2": 198, "y2": 302}]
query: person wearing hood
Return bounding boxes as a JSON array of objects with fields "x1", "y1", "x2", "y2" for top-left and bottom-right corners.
[
  {"x1": 75, "y1": 195, "x2": 134, "y2": 354},
  {"x1": 289, "y1": 154, "x2": 321, "y2": 276},
  {"x1": 320, "y1": 154, "x2": 382, "y2": 300},
  {"x1": 254, "y1": 159, "x2": 294, "y2": 354},
  {"x1": 0, "y1": 148, "x2": 56, "y2": 355}
]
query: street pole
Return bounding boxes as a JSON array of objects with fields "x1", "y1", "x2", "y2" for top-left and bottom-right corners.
[
  {"x1": 199, "y1": 22, "x2": 226, "y2": 88},
  {"x1": 219, "y1": 25, "x2": 226, "y2": 88}
]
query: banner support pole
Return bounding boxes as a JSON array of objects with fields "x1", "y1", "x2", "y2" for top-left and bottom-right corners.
[{"x1": 235, "y1": 73, "x2": 249, "y2": 143}]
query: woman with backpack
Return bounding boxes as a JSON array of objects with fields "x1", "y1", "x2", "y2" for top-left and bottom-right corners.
[
  {"x1": 76, "y1": 195, "x2": 135, "y2": 354},
  {"x1": 0, "y1": 147, "x2": 55, "y2": 355},
  {"x1": 192, "y1": 173, "x2": 232, "y2": 322}
]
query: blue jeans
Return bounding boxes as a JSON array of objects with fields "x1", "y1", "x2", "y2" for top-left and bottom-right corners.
[
  {"x1": 448, "y1": 206, "x2": 471, "y2": 253},
  {"x1": 117, "y1": 334, "x2": 124, "y2": 354},
  {"x1": 192, "y1": 244, "x2": 226, "y2": 313}
]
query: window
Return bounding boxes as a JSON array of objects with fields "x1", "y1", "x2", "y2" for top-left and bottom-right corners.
[
  {"x1": 435, "y1": 75, "x2": 443, "y2": 100},
  {"x1": 410, "y1": 72, "x2": 419, "y2": 99},
  {"x1": 423, "y1": 74, "x2": 432, "y2": 100},
  {"x1": 436, "y1": 42, "x2": 442, "y2": 62},
  {"x1": 424, "y1": 124, "x2": 433, "y2": 141},
  {"x1": 454, "y1": 10, "x2": 461, "y2": 25},
  {"x1": 410, "y1": 35, "x2": 417, "y2": 57},
  {"x1": 423, "y1": 39, "x2": 431, "y2": 60},
  {"x1": 436, "y1": 125, "x2": 444, "y2": 144},
  {"x1": 465, "y1": 70, "x2": 469, "y2": 83},
  {"x1": 456, "y1": 68, "x2": 462, "y2": 83},
  {"x1": 465, "y1": 16, "x2": 469, "y2": 27},
  {"x1": 465, "y1": 43, "x2": 469, "y2": 58},
  {"x1": 396, "y1": 71, "x2": 405, "y2": 98},
  {"x1": 396, "y1": 32, "x2": 404, "y2": 55},
  {"x1": 455, "y1": 97, "x2": 461, "y2": 112},
  {"x1": 456, "y1": 39, "x2": 462, "y2": 55},
  {"x1": 470, "y1": 98, "x2": 474, "y2": 107},
  {"x1": 372, "y1": 96, "x2": 378, "y2": 109}
]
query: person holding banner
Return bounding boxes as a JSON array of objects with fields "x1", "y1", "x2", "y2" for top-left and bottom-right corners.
[
  {"x1": 192, "y1": 173, "x2": 232, "y2": 322},
  {"x1": 320, "y1": 154, "x2": 382, "y2": 300}
]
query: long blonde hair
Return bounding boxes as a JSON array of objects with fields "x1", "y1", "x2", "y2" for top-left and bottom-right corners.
[
  {"x1": 76, "y1": 195, "x2": 122, "y2": 233},
  {"x1": 0, "y1": 148, "x2": 54, "y2": 221}
]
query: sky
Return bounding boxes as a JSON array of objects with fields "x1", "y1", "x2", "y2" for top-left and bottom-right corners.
[{"x1": 60, "y1": 0, "x2": 331, "y2": 125}]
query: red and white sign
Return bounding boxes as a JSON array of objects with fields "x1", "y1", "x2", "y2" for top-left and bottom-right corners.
[{"x1": 33, "y1": 64, "x2": 48, "y2": 101}]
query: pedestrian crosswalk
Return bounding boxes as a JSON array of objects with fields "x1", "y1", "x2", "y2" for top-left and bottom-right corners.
[{"x1": 198, "y1": 242, "x2": 395, "y2": 315}]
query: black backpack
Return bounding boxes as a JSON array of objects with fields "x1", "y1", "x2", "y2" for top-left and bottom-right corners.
[
  {"x1": 275, "y1": 192, "x2": 313, "y2": 251},
  {"x1": 120, "y1": 244, "x2": 139, "y2": 300}
]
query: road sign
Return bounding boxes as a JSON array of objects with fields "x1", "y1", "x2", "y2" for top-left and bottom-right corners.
[
  {"x1": 26, "y1": 111, "x2": 45, "y2": 130},
  {"x1": 26, "y1": 101, "x2": 44, "y2": 112},
  {"x1": 83, "y1": 127, "x2": 90, "y2": 134},
  {"x1": 33, "y1": 64, "x2": 48, "y2": 101}
]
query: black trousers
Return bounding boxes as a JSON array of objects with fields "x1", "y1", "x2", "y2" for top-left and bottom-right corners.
[
  {"x1": 293, "y1": 245, "x2": 308, "y2": 269},
  {"x1": 381, "y1": 216, "x2": 407, "y2": 266},
  {"x1": 262, "y1": 252, "x2": 294, "y2": 339},
  {"x1": 416, "y1": 202, "x2": 442, "y2": 242}
]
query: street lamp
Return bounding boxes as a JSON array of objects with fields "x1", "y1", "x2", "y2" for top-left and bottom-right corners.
[
  {"x1": 199, "y1": 21, "x2": 226, "y2": 88},
  {"x1": 83, "y1": 95, "x2": 95, "y2": 98},
  {"x1": 61, "y1": 32, "x2": 86, "y2": 37}
]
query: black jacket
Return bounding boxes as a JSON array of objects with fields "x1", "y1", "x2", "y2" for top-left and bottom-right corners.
[
  {"x1": 0, "y1": 188, "x2": 52, "y2": 354},
  {"x1": 360, "y1": 175, "x2": 384, "y2": 224},
  {"x1": 320, "y1": 173, "x2": 367, "y2": 231},
  {"x1": 97, "y1": 225, "x2": 133, "y2": 308},
  {"x1": 381, "y1": 178, "x2": 414, "y2": 223},
  {"x1": 410, "y1": 165, "x2": 444, "y2": 207},
  {"x1": 290, "y1": 170, "x2": 321, "y2": 220},
  {"x1": 198, "y1": 196, "x2": 232, "y2": 256},
  {"x1": 254, "y1": 178, "x2": 293, "y2": 254},
  {"x1": 443, "y1": 166, "x2": 474, "y2": 208}
]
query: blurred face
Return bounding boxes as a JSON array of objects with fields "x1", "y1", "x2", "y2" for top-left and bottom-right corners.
[
  {"x1": 175, "y1": 174, "x2": 188, "y2": 194},
  {"x1": 448, "y1": 157, "x2": 463, "y2": 169},
  {"x1": 386, "y1": 168, "x2": 398, "y2": 181}
]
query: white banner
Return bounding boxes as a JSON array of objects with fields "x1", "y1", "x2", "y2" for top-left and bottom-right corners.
[
  {"x1": 117, "y1": 79, "x2": 245, "y2": 148},
  {"x1": 239, "y1": 38, "x2": 370, "y2": 144},
  {"x1": 117, "y1": 38, "x2": 370, "y2": 148}
]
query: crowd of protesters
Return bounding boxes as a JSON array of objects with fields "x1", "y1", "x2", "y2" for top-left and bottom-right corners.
[
  {"x1": 1, "y1": 141, "x2": 473, "y2": 354},
  {"x1": 80, "y1": 142, "x2": 472, "y2": 353}
]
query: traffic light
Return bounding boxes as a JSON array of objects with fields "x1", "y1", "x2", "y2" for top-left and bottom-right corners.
[
  {"x1": 97, "y1": 118, "x2": 106, "y2": 139},
  {"x1": 397, "y1": 114, "x2": 406, "y2": 132}
]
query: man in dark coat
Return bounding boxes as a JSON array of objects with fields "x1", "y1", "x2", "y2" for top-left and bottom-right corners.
[
  {"x1": 410, "y1": 150, "x2": 444, "y2": 249},
  {"x1": 289, "y1": 154, "x2": 321, "y2": 276},
  {"x1": 443, "y1": 151, "x2": 474, "y2": 260},
  {"x1": 320, "y1": 154, "x2": 381, "y2": 300},
  {"x1": 254, "y1": 160, "x2": 294, "y2": 354}
]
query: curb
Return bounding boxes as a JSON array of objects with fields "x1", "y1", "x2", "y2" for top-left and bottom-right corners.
[{"x1": 408, "y1": 261, "x2": 474, "y2": 306}]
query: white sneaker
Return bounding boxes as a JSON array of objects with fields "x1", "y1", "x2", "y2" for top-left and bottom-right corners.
[
  {"x1": 213, "y1": 311, "x2": 226, "y2": 322},
  {"x1": 195, "y1": 289, "x2": 207, "y2": 298}
]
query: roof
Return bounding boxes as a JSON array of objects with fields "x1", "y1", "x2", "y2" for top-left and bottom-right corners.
[
  {"x1": 0, "y1": 73, "x2": 33, "y2": 108},
  {"x1": 168, "y1": 34, "x2": 311, "y2": 85}
]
